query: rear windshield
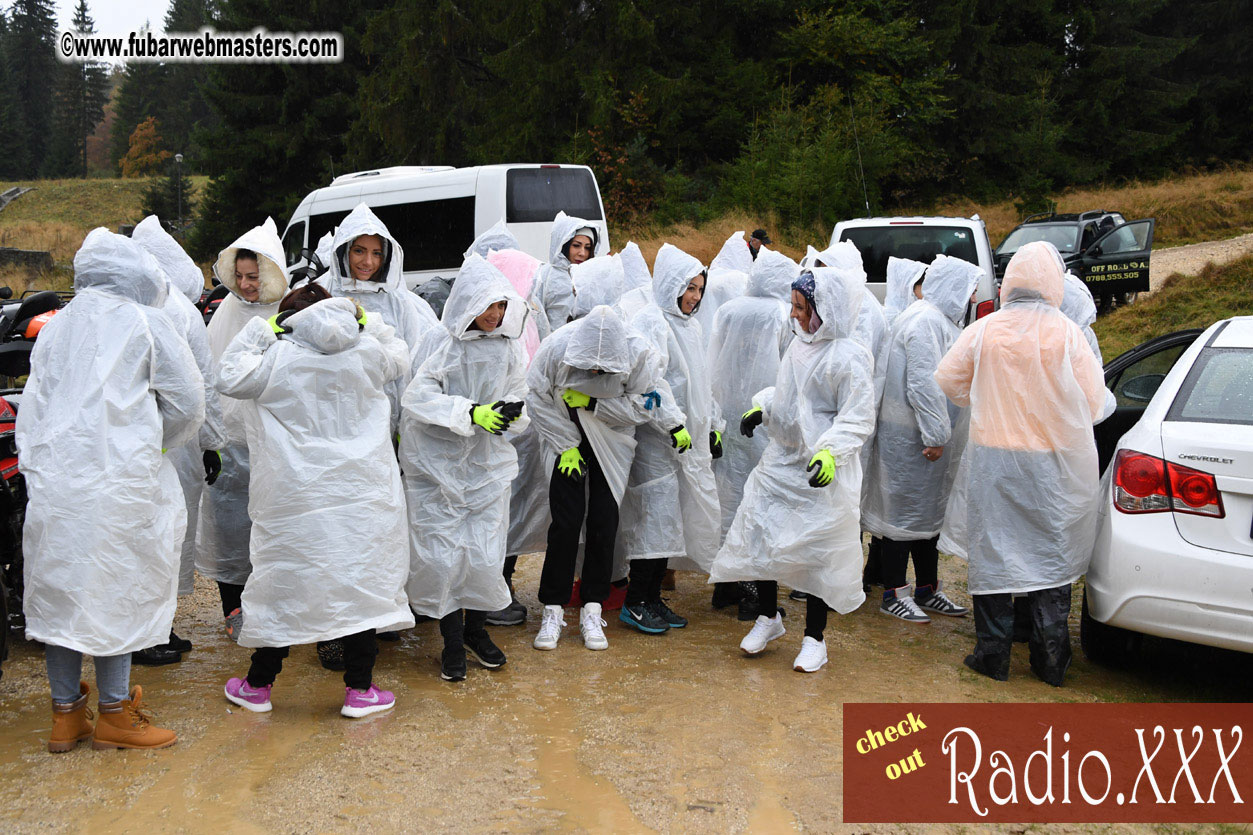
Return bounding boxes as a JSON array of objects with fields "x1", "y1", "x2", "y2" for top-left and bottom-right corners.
[
  {"x1": 309, "y1": 196, "x2": 476, "y2": 274},
  {"x1": 999, "y1": 224, "x2": 1079, "y2": 255},
  {"x1": 1166, "y1": 347, "x2": 1253, "y2": 426},
  {"x1": 837, "y1": 226, "x2": 979, "y2": 282},
  {"x1": 507, "y1": 168, "x2": 603, "y2": 223}
]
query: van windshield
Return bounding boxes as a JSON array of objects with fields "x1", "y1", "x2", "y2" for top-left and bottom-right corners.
[
  {"x1": 837, "y1": 226, "x2": 979, "y2": 282},
  {"x1": 507, "y1": 168, "x2": 603, "y2": 223}
]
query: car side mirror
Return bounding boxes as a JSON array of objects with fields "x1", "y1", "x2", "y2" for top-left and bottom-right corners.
[{"x1": 1119, "y1": 373, "x2": 1164, "y2": 403}]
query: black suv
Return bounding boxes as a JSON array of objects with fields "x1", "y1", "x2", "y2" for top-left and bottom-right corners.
[{"x1": 995, "y1": 210, "x2": 1155, "y2": 312}]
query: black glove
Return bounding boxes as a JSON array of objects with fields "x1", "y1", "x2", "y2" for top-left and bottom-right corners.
[
  {"x1": 740, "y1": 407, "x2": 764, "y2": 438},
  {"x1": 497, "y1": 401, "x2": 525, "y2": 423},
  {"x1": 203, "y1": 450, "x2": 222, "y2": 485},
  {"x1": 710, "y1": 430, "x2": 723, "y2": 460}
]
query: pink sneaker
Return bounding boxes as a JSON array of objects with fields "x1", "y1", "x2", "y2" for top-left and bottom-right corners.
[
  {"x1": 224, "y1": 677, "x2": 272, "y2": 713},
  {"x1": 341, "y1": 685, "x2": 395, "y2": 718}
]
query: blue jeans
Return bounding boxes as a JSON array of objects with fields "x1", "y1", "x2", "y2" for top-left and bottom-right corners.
[{"x1": 45, "y1": 643, "x2": 131, "y2": 704}]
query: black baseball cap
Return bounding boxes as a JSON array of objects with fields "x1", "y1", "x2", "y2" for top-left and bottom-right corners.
[{"x1": 751, "y1": 229, "x2": 772, "y2": 244}]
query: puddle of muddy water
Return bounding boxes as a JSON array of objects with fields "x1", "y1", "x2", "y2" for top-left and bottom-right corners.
[{"x1": 1, "y1": 552, "x2": 1249, "y2": 833}]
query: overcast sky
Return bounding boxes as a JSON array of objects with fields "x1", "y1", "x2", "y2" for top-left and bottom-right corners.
[{"x1": 52, "y1": 0, "x2": 172, "y2": 37}]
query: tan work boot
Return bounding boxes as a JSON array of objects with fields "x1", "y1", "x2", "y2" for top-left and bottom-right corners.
[
  {"x1": 92, "y1": 685, "x2": 177, "y2": 751},
  {"x1": 48, "y1": 681, "x2": 95, "y2": 753}
]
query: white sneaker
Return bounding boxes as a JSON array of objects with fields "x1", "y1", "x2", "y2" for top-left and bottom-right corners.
[
  {"x1": 580, "y1": 602, "x2": 609, "y2": 651},
  {"x1": 793, "y1": 636, "x2": 828, "y2": 673},
  {"x1": 739, "y1": 613, "x2": 786, "y2": 655},
  {"x1": 533, "y1": 604, "x2": 566, "y2": 650}
]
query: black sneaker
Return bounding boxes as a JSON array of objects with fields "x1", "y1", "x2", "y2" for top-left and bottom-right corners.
[
  {"x1": 648, "y1": 600, "x2": 688, "y2": 629},
  {"x1": 377, "y1": 631, "x2": 401, "y2": 642},
  {"x1": 788, "y1": 589, "x2": 809, "y2": 601},
  {"x1": 619, "y1": 603, "x2": 670, "y2": 634},
  {"x1": 317, "y1": 639, "x2": 346, "y2": 671},
  {"x1": 166, "y1": 630, "x2": 192, "y2": 653},
  {"x1": 441, "y1": 646, "x2": 468, "y2": 681},
  {"x1": 486, "y1": 592, "x2": 527, "y2": 626},
  {"x1": 464, "y1": 632, "x2": 507, "y2": 668},
  {"x1": 132, "y1": 645, "x2": 181, "y2": 666}
]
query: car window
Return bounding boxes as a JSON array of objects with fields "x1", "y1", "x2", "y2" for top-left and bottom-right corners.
[
  {"x1": 1000, "y1": 225, "x2": 1078, "y2": 255},
  {"x1": 1096, "y1": 220, "x2": 1152, "y2": 256},
  {"x1": 1166, "y1": 348, "x2": 1253, "y2": 425},
  {"x1": 838, "y1": 226, "x2": 978, "y2": 282},
  {"x1": 281, "y1": 221, "x2": 305, "y2": 268},
  {"x1": 310, "y1": 197, "x2": 477, "y2": 274},
  {"x1": 1110, "y1": 343, "x2": 1188, "y2": 407},
  {"x1": 506, "y1": 168, "x2": 603, "y2": 223}
]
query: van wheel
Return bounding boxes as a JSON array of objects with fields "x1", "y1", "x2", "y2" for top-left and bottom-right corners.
[{"x1": 1079, "y1": 589, "x2": 1138, "y2": 665}]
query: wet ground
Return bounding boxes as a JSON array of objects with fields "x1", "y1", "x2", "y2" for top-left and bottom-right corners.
[{"x1": 1, "y1": 554, "x2": 1249, "y2": 833}]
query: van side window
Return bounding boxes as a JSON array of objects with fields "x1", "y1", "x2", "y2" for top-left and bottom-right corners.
[
  {"x1": 309, "y1": 197, "x2": 477, "y2": 274},
  {"x1": 507, "y1": 168, "x2": 603, "y2": 223},
  {"x1": 281, "y1": 221, "x2": 306, "y2": 267}
]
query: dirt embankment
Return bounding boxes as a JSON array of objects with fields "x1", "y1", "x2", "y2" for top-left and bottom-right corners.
[{"x1": 1150, "y1": 232, "x2": 1253, "y2": 291}]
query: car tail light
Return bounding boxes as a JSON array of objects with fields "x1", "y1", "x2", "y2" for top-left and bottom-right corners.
[
  {"x1": 975, "y1": 300, "x2": 995, "y2": 319},
  {"x1": 1113, "y1": 449, "x2": 1224, "y2": 517}
]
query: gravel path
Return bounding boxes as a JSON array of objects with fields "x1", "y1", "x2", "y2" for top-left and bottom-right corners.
[{"x1": 1149, "y1": 232, "x2": 1253, "y2": 292}]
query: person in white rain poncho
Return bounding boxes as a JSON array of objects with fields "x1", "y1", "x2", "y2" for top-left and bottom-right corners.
[
  {"x1": 707, "y1": 248, "x2": 797, "y2": 612},
  {"x1": 402, "y1": 256, "x2": 530, "y2": 682},
  {"x1": 617, "y1": 244, "x2": 724, "y2": 633},
  {"x1": 483, "y1": 248, "x2": 551, "y2": 626},
  {"x1": 21, "y1": 229, "x2": 203, "y2": 752},
  {"x1": 463, "y1": 218, "x2": 520, "y2": 260},
  {"x1": 218, "y1": 286, "x2": 414, "y2": 718},
  {"x1": 710, "y1": 269, "x2": 875, "y2": 674},
  {"x1": 196, "y1": 219, "x2": 288, "y2": 639},
  {"x1": 612, "y1": 241, "x2": 657, "y2": 322},
  {"x1": 935, "y1": 241, "x2": 1107, "y2": 687},
  {"x1": 692, "y1": 231, "x2": 752, "y2": 349},
  {"x1": 571, "y1": 252, "x2": 629, "y2": 319},
  {"x1": 319, "y1": 203, "x2": 440, "y2": 434},
  {"x1": 528, "y1": 306, "x2": 684, "y2": 652},
  {"x1": 861, "y1": 255, "x2": 983, "y2": 625},
  {"x1": 1059, "y1": 271, "x2": 1117, "y2": 423},
  {"x1": 537, "y1": 211, "x2": 601, "y2": 332},
  {"x1": 884, "y1": 256, "x2": 927, "y2": 327},
  {"x1": 130, "y1": 216, "x2": 226, "y2": 665}
]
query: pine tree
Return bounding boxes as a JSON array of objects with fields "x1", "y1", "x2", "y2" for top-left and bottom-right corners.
[
  {"x1": 4, "y1": 0, "x2": 58, "y2": 177},
  {"x1": 47, "y1": 0, "x2": 111, "y2": 178},
  {"x1": 141, "y1": 157, "x2": 197, "y2": 238},
  {"x1": 0, "y1": 10, "x2": 32, "y2": 178}
]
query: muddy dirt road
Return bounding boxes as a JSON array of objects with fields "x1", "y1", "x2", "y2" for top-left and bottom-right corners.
[{"x1": 1, "y1": 555, "x2": 1248, "y2": 833}]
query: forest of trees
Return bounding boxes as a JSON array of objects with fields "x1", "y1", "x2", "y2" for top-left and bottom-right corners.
[{"x1": 1, "y1": 0, "x2": 1249, "y2": 257}]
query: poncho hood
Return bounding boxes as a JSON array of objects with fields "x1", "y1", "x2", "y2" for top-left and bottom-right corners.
[
  {"x1": 73, "y1": 227, "x2": 167, "y2": 308},
  {"x1": 652, "y1": 243, "x2": 705, "y2": 319},
  {"x1": 132, "y1": 215, "x2": 204, "y2": 303},
  {"x1": 747, "y1": 248, "x2": 799, "y2": 301},
  {"x1": 212, "y1": 217, "x2": 289, "y2": 305},
  {"x1": 1002, "y1": 241, "x2": 1064, "y2": 307},
  {"x1": 563, "y1": 305, "x2": 631, "y2": 374},
  {"x1": 920, "y1": 254, "x2": 982, "y2": 326},
  {"x1": 327, "y1": 203, "x2": 404, "y2": 295},
  {"x1": 442, "y1": 253, "x2": 526, "y2": 340}
]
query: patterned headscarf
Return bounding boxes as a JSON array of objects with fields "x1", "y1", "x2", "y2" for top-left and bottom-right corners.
[{"x1": 791, "y1": 271, "x2": 822, "y2": 333}]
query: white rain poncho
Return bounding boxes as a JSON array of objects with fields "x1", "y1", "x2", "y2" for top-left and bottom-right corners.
[
  {"x1": 132, "y1": 216, "x2": 225, "y2": 596},
  {"x1": 487, "y1": 248, "x2": 553, "y2": 556},
  {"x1": 20, "y1": 229, "x2": 204, "y2": 656},
  {"x1": 537, "y1": 211, "x2": 601, "y2": 332},
  {"x1": 807, "y1": 244, "x2": 889, "y2": 399},
  {"x1": 463, "y1": 218, "x2": 520, "y2": 260},
  {"x1": 217, "y1": 298, "x2": 415, "y2": 646},
  {"x1": 526, "y1": 305, "x2": 683, "y2": 510},
  {"x1": 618, "y1": 244, "x2": 724, "y2": 571},
  {"x1": 693, "y1": 231, "x2": 753, "y2": 348},
  {"x1": 613, "y1": 241, "x2": 657, "y2": 321},
  {"x1": 708, "y1": 248, "x2": 796, "y2": 537},
  {"x1": 709, "y1": 268, "x2": 875, "y2": 612},
  {"x1": 571, "y1": 252, "x2": 628, "y2": 319},
  {"x1": 313, "y1": 231, "x2": 335, "y2": 275},
  {"x1": 885, "y1": 256, "x2": 927, "y2": 327},
  {"x1": 935, "y1": 241, "x2": 1107, "y2": 595},
  {"x1": 196, "y1": 218, "x2": 288, "y2": 586},
  {"x1": 402, "y1": 256, "x2": 530, "y2": 617},
  {"x1": 319, "y1": 203, "x2": 441, "y2": 431},
  {"x1": 861, "y1": 255, "x2": 982, "y2": 541},
  {"x1": 1060, "y1": 270, "x2": 1117, "y2": 423}
]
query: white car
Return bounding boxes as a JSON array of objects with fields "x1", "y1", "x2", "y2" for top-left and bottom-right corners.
[{"x1": 1084, "y1": 316, "x2": 1253, "y2": 660}]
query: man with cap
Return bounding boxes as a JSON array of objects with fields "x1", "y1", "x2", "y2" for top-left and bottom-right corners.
[{"x1": 748, "y1": 229, "x2": 772, "y2": 260}]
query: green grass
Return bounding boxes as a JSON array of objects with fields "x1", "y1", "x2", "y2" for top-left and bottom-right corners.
[{"x1": 1094, "y1": 255, "x2": 1253, "y2": 359}]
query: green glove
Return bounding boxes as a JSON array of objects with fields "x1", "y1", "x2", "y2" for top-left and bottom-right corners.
[
  {"x1": 562, "y1": 388, "x2": 592, "y2": 410},
  {"x1": 670, "y1": 426, "x2": 692, "y2": 453},
  {"x1": 710, "y1": 430, "x2": 723, "y2": 460},
  {"x1": 267, "y1": 313, "x2": 292, "y2": 335},
  {"x1": 355, "y1": 304, "x2": 367, "y2": 329},
  {"x1": 740, "y1": 407, "x2": 763, "y2": 437},
  {"x1": 558, "y1": 447, "x2": 586, "y2": 481},
  {"x1": 807, "y1": 449, "x2": 836, "y2": 488},
  {"x1": 470, "y1": 401, "x2": 508, "y2": 435}
]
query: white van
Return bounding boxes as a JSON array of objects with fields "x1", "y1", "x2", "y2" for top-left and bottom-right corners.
[
  {"x1": 280, "y1": 163, "x2": 610, "y2": 289},
  {"x1": 830, "y1": 216, "x2": 999, "y2": 320}
]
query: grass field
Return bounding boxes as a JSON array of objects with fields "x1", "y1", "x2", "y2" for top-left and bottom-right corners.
[{"x1": 1093, "y1": 254, "x2": 1253, "y2": 360}]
